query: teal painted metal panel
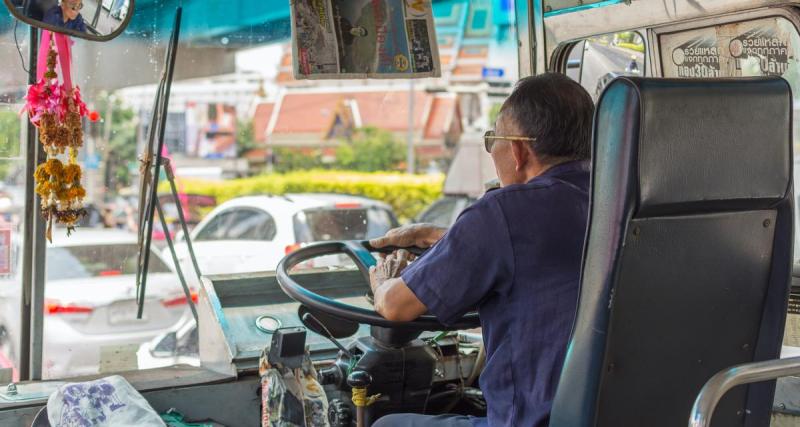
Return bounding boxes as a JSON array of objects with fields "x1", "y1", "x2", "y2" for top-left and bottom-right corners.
[
  {"x1": 0, "y1": 0, "x2": 515, "y2": 45},
  {"x1": 543, "y1": 0, "x2": 626, "y2": 16},
  {"x1": 130, "y1": 0, "x2": 290, "y2": 40}
]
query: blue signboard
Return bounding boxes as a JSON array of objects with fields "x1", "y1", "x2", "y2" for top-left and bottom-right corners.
[{"x1": 482, "y1": 67, "x2": 505, "y2": 78}]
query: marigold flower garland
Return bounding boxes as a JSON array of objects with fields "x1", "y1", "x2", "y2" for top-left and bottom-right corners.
[{"x1": 24, "y1": 32, "x2": 88, "y2": 241}]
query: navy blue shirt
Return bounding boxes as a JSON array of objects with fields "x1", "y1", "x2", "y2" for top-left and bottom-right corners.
[
  {"x1": 43, "y1": 6, "x2": 87, "y2": 33},
  {"x1": 402, "y1": 160, "x2": 590, "y2": 427}
]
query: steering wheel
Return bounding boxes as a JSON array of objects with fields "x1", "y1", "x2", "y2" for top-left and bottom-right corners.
[{"x1": 276, "y1": 240, "x2": 480, "y2": 330}]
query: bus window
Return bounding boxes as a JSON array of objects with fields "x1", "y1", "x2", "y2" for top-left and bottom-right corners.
[{"x1": 565, "y1": 32, "x2": 646, "y2": 101}]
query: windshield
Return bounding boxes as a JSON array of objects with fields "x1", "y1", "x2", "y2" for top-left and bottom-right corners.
[
  {"x1": 0, "y1": 0, "x2": 518, "y2": 381},
  {"x1": 46, "y1": 244, "x2": 171, "y2": 282},
  {"x1": 294, "y1": 208, "x2": 397, "y2": 242}
]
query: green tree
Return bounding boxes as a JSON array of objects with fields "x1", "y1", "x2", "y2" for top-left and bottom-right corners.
[
  {"x1": 0, "y1": 111, "x2": 23, "y2": 182},
  {"x1": 91, "y1": 92, "x2": 138, "y2": 195},
  {"x1": 237, "y1": 119, "x2": 259, "y2": 157},
  {"x1": 488, "y1": 103, "x2": 503, "y2": 127},
  {"x1": 272, "y1": 147, "x2": 325, "y2": 173},
  {"x1": 334, "y1": 127, "x2": 405, "y2": 172}
]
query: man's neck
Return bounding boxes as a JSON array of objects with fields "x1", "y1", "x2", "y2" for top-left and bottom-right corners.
[{"x1": 522, "y1": 157, "x2": 572, "y2": 183}]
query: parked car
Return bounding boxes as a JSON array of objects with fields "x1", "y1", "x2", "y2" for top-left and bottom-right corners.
[
  {"x1": 167, "y1": 193, "x2": 400, "y2": 277},
  {"x1": 0, "y1": 230, "x2": 193, "y2": 379},
  {"x1": 152, "y1": 193, "x2": 217, "y2": 241}
]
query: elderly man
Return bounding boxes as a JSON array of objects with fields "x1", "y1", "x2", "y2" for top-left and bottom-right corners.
[
  {"x1": 369, "y1": 73, "x2": 595, "y2": 427},
  {"x1": 43, "y1": 0, "x2": 87, "y2": 33}
]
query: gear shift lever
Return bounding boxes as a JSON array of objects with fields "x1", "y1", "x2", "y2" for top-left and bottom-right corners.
[{"x1": 348, "y1": 371, "x2": 380, "y2": 427}]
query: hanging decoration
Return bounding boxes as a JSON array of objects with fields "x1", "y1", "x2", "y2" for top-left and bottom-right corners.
[{"x1": 24, "y1": 30, "x2": 89, "y2": 241}]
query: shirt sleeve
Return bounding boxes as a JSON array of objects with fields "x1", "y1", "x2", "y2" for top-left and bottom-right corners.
[
  {"x1": 43, "y1": 8, "x2": 58, "y2": 26},
  {"x1": 401, "y1": 196, "x2": 514, "y2": 326}
]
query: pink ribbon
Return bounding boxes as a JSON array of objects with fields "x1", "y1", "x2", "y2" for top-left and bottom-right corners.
[{"x1": 36, "y1": 30, "x2": 73, "y2": 89}]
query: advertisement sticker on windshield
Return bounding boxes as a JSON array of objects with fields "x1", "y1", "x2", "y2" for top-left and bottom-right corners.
[
  {"x1": 725, "y1": 25, "x2": 791, "y2": 76},
  {"x1": 662, "y1": 28, "x2": 721, "y2": 78},
  {"x1": 660, "y1": 17, "x2": 796, "y2": 79},
  {"x1": 290, "y1": 0, "x2": 441, "y2": 79}
]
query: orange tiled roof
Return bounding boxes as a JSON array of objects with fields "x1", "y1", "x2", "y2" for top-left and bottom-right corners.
[
  {"x1": 424, "y1": 96, "x2": 456, "y2": 139},
  {"x1": 453, "y1": 64, "x2": 484, "y2": 76},
  {"x1": 280, "y1": 51, "x2": 293, "y2": 67},
  {"x1": 271, "y1": 91, "x2": 432, "y2": 135},
  {"x1": 457, "y1": 45, "x2": 489, "y2": 59},
  {"x1": 253, "y1": 103, "x2": 274, "y2": 143}
]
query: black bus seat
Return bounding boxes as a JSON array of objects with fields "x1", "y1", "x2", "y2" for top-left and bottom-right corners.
[{"x1": 550, "y1": 77, "x2": 794, "y2": 427}]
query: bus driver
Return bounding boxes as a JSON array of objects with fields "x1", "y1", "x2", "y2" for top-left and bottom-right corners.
[
  {"x1": 43, "y1": 0, "x2": 87, "y2": 33},
  {"x1": 369, "y1": 73, "x2": 595, "y2": 427}
]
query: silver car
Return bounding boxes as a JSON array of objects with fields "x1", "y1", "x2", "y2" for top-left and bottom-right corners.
[{"x1": 0, "y1": 229, "x2": 191, "y2": 379}]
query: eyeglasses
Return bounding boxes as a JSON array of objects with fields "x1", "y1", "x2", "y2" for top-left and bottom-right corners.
[
  {"x1": 484, "y1": 130, "x2": 536, "y2": 153},
  {"x1": 66, "y1": 1, "x2": 83, "y2": 11}
]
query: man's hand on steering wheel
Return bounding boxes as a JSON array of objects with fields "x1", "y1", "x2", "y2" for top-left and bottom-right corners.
[
  {"x1": 276, "y1": 240, "x2": 480, "y2": 328},
  {"x1": 369, "y1": 249, "x2": 413, "y2": 294},
  {"x1": 369, "y1": 223, "x2": 447, "y2": 250}
]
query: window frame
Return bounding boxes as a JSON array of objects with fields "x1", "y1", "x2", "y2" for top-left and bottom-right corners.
[{"x1": 556, "y1": 30, "x2": 649, "y2": 101}]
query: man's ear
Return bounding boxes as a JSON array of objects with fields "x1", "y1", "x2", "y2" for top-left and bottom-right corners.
[{"x1": 510, "y1": 141, "x2": 530, "y2": 172}]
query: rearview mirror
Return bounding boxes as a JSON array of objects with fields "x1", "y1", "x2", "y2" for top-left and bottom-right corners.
[
  {"x1": 567, "y1": 58, "x2": 582, "y2": 69},
  {"x1": 3, "y1": 0, "x2": 135, "y2": 42}
]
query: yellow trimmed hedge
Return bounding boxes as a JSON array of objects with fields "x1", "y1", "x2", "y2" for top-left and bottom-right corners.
[
  {"x1": 616, "y1": 42, "x2": 645, "y2": 53},
  {"x1": 163, "y1": 170, "x2": 444, "y2": 222}
]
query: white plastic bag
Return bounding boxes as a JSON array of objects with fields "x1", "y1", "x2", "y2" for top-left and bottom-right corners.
[{"x1": 47, "y1": 375, "x2": 165, "y2": 427}]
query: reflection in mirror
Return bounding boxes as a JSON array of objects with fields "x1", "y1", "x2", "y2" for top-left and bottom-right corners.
[{"x1": 3, "y1": 0, "x2": 134, "y2": 41}]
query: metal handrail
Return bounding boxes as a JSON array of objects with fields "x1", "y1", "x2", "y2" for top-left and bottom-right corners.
[{"x1": 689, "y1": 356, "x2": 800, "y2": 427}]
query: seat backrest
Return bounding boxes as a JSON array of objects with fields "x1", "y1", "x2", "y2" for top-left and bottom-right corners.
[{"x1": 550, "y1": 77, "x2": 794, "y2": 427}]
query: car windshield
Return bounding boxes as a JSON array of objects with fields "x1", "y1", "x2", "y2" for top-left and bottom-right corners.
[
  {"x1": 46, "y1": 244, "x2": 171, "y2": 282},
  {"x1": 294, "y1": 208, "x2": 396, "y2": 242}
]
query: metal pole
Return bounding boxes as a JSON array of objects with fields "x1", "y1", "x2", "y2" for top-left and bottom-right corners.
[
  {"x1": 18, "y1": 27, "x2": 38, "y2": 382},
  {"x1": 531, "y1": 0, "x2": 546, "y2": 74},
  {"x1": 155, "y1": 199, "x2": 198, "y2": 322},
  {"x1": 29, "y1": 127, "x2": 46, "y2": 381},
  {"x1": 164, "y1": 159, "x2": 203, "y2": 285},
  {"x1": 406, "y1": 80, "x2": 415, "y2": 174},
  {"x1": 689, "y1": 356, "x2": 800, "y2": 427}
]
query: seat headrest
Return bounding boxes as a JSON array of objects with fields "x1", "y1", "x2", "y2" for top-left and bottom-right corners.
[{"x1": 597, "y1": 77, "x2": 792, "y2": 216}]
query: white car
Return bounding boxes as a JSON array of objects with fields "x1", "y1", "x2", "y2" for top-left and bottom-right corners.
[
  {"x1": 0, "y1": 229, "x2": 192, "y2": 379},
  {"x1": 167, "y1": 193, "x2": 400, "y2": 277}
]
